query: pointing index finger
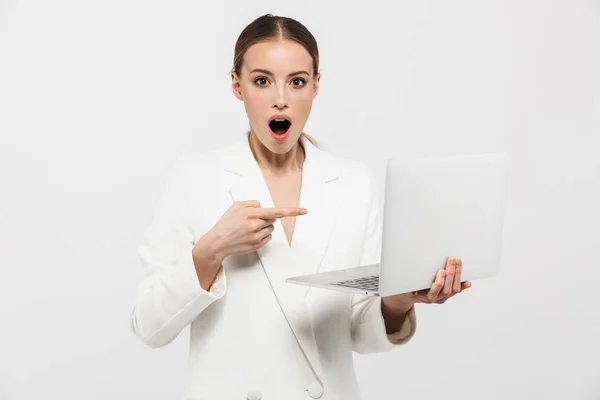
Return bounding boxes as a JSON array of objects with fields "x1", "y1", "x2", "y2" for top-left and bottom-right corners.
[{"x1": 252, "y1": 207, "x2": 307, "y2": 219}]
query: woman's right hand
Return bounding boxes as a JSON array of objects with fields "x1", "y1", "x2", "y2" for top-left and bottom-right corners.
[
  {"x1": 199, "y1": 200, "x2": 307, "y2": 262},
  {"x1": 191, "y1": 200, "x2": 305, "y2": 290}
]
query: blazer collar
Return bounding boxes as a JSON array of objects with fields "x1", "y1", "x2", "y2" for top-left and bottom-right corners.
[
  {"x1": 222, "y1": 133, "x2": 342, "y2": 385},
  {"x1": 221, "y1": 132, "x2": 340, "y2": 265},
  {"x1": 222, "y1": 133, "x2": 339, "y2": 184}
]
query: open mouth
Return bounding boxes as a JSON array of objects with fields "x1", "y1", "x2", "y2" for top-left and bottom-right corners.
[{"x1": 269, "y1": 119, "x2": 292, "y2": 135}]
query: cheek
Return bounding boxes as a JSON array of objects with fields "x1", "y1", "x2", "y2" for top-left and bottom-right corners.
[
  {"x1": 243, "y1": 92, "x2": 267, "y2": 116},
  {"x1": 297, "y1": 97, "x2": 313, "y2": 114},
  {"x1": 291, "y1": 89, "x2": 313, "y2": 107},
  {"x1": 244, "y1": 89, "x2": 264, "y2": 105}
]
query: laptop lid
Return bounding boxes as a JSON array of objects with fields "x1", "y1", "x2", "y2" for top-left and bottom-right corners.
[{"x1": 378, "y1": 152, "x2": 508, "y2": 296}]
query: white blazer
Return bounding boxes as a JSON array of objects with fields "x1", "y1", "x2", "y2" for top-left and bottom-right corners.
[{"x1": 130, "y1": 134, "x2": 417, "y2": 400}]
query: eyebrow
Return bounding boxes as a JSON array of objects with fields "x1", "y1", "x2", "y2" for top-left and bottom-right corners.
[{"x1": 249, "y1": 68, "x2": 310, "y2": 77}]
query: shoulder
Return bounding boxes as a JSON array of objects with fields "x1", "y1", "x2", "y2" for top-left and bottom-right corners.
[
  {"x1": 314, "y1": 146, "x2": 379, "y2": 216},
  {"x1": 315, "y1": 147, "x2": 381, "y2": 235},
  {"x1": 316, "y1": 146, "x2": 376, "y2": 189},
  {"x1": 157, "y1": 141, "x2": 242, "y2": 225},
  {"x1": 165, "y1": 140, "x2": 241, "y2": 184}
]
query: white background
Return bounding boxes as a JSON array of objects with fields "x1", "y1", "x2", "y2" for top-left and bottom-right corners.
[{"x1": 1, "y1": 0, "x2": 599, "y2": 399}]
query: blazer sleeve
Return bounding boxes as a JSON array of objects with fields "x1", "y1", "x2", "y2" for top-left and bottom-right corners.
[
  {"x1": 350, "y1": 164, "x2": 417, "y2": 354},
  {"x1": 129, "y1": 156, "x2": 226, "y2": 348}
]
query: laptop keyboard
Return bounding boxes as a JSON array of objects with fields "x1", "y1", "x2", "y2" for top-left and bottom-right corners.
[{"x1": 331, "y1": 275, "x2": 379, "y2": 292}]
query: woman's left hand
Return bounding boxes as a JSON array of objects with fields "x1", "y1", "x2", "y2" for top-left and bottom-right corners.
[{"x1": 387, "y1": 257, "x2": 472, "y2": 306}]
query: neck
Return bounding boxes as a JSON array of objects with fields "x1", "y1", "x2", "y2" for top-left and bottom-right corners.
[{"x1": 248, "y1": 131, "x2": 305, "y2": 175}]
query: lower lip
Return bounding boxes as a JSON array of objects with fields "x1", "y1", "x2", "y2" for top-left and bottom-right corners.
[{"x1": 269, "y1": 126, "x2": 291, "y2": 142}]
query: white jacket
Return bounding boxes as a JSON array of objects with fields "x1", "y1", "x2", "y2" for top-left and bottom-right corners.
[{"x1": 130, "y1": 134, "x2": 417, "y2": 400}]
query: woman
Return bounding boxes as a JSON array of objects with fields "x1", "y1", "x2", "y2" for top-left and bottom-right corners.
[{"x1": 130, "y1": 14, "x2": 471, "y2": 400}]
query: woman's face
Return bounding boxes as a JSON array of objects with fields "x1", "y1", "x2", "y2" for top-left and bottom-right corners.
[{"x1": 232, "y1": 39, "x2": 320, "y2": 154}]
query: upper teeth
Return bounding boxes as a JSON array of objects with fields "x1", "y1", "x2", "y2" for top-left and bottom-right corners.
[{"x1": 274, "y1": 119, "x2": 286, "y2": 121}]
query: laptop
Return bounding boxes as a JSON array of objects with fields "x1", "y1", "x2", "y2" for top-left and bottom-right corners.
[{"x1": 286, "y1": 152, "x2": 508, "y2": 296}]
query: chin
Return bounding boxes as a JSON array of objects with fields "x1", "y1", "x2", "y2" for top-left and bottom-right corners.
[
  {"x1": 266, "y1": 140, "x2": 296, "y2": 154},
  {"x1": 256, "y1": 131, "x2": 301, "y2": 153}
]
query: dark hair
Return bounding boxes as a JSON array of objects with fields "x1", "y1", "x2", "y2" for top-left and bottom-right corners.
[{"x1": 232, "y1": 14, "x2": 320, "y2": 78}]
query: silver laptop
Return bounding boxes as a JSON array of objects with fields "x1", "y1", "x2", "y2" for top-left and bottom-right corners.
[{"x1": 286, "y1": 152, "x2": 508, "y2": 296}]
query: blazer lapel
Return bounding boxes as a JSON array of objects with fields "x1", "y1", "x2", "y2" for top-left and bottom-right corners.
[
  {"x1": 291, "y1": 135, "x2": 341, "y2": 277},
  {"x1": 222, "y1": 134, "x2": 341, "y2": 386}
]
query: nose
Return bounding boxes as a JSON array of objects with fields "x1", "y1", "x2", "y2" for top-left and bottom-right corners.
[{"x1": 273, "y1": 85, "x2": 289, "y2": 109}]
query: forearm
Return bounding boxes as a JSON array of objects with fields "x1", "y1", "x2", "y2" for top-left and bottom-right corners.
[
  {"x1": 131, "y1": 231, "x2": 227, "y2": 348},
  {"x1": 381, "y1": 297, "x2": 414, "y2": 335},
  {"x1": 131, "y1": 246, "x2": 226, "y2": 348},
  {"x1": 192, "y1": 231, "x2": 226, "y2": 291}
]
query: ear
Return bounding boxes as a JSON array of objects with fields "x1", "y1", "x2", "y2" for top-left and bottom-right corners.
[
  {"x1": 231, "y1": 71, "x2": 243, "y2": 101},
  {"x1": 313, "y1": 72, "x2": 320, "y2": 99}
]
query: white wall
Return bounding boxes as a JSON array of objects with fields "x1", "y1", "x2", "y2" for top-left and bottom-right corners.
[{"x1": 1, "y1": 0, "x2": 598, "y2": 399}]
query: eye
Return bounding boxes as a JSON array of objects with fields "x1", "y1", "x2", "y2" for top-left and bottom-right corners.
[
  {"x1": 254, "y1": 77, "x2": 269, "y2": 86},
  {"x1": 291, "y1": 78, "x2": 306, "y2": 87}
]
